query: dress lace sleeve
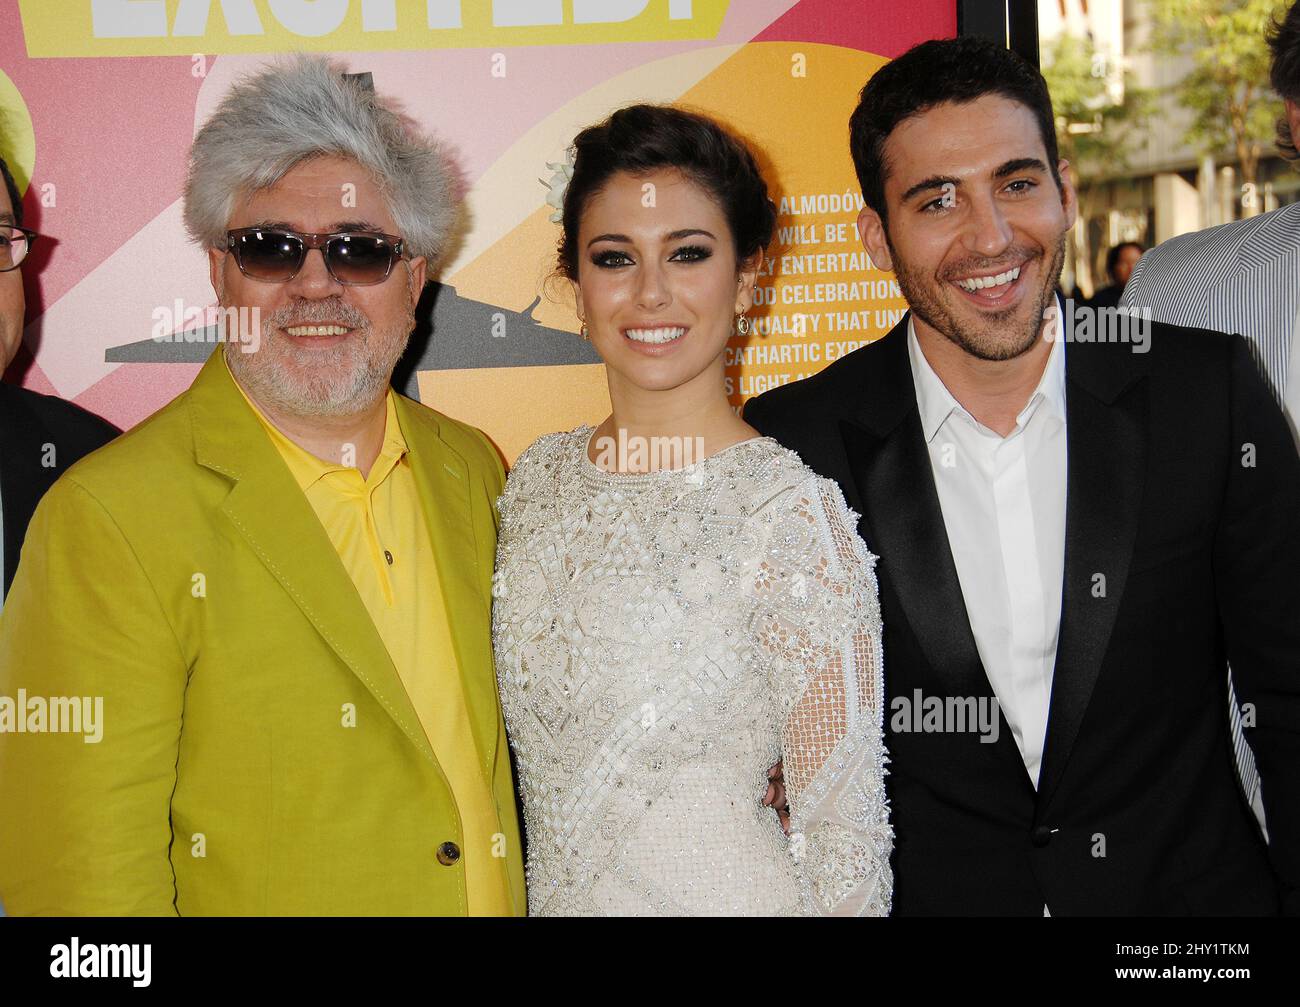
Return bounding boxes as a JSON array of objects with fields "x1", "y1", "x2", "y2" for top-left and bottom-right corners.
[{"x1": 751, "y1": 473, "x2": 893, "y2": 916}]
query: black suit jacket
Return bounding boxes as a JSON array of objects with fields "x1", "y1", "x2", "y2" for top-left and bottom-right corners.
[
  {"x1": 744, "y1": 316, "x2": 1300, "y2": 916},
  {"x1": 0, "y1": 382, "x2": 119, "y2": 598},
  {"x1": 1078, "y1": 283, "x2": 1123, "y2": 313}
]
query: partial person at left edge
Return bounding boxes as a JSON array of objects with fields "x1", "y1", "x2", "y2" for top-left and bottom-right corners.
[{"x1": 0, "y1": 151, "x2": 119, "y2": 606}]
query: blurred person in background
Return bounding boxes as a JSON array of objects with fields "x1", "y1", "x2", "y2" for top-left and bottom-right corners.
[{"x1": 1080, "y1": 240, "x2": 1142, "y2": 311}]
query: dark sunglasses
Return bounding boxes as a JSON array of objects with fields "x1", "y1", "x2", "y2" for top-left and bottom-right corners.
[
  {"x1": 0, "y1": 226, "x2": 38, "y2": 272},
  {"x1": 226, "y1": 227, "x2": 407, "y2": 286}
]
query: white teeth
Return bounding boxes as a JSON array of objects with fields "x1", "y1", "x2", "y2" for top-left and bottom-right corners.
[
  {"x1": 957, "y1": 265, "x2": 1021, "y2": 292},
  {"x1": 624, "y1": 326, "x2": 686, "y2": 344},
  {"x1": 285, "y1": 324, "x2": 350, "y2": 336}
]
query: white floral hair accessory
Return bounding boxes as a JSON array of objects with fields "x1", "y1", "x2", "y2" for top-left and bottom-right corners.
[{"x1": 541, "y1": 148, "x2": 575, "y2": 223}]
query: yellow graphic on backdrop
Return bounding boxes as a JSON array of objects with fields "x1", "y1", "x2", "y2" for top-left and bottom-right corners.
[
  {"x1": 0, "y1": 70, "x2": 35, "y2": 195},
  {"x1": 18, "y1": 0, "x2": 727, "y2": 58}
]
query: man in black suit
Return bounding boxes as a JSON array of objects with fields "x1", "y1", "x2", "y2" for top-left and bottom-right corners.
[
  {"x1": 746, "y1": 38, "x2": 1299, "y2": 915},
  {"x1": 0, "y1": 153, "x2": 118, "y2": 602}
]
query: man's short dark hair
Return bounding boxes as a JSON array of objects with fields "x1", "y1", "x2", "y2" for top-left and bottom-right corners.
[
  {"x1": 0, "y1": 154, "x2": 22, "y2": 226},
  {"x1": 1268, "y1": 0, "x2": 1300, "y2": 161},
  {"x1": 848, "y1": 36, "x2": 1062, "y2": 226}
]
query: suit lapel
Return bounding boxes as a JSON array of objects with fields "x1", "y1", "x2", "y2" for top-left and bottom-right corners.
[
  {"x1": 1036, "y1": 341, "x2": 1149, "y2": 811},
  {"x1": 188, "y1": 350, "x2": 438, "y2": 767},
  {"x1": 394, "y1": 396, "x2": 500, "y2": 778},
  {"x1": 839, "y1": 321, "x2": 997, "y2": 704}
]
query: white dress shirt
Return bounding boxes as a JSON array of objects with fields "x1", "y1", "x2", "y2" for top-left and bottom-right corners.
[{"x1": 907, "y1": 311, "x2": 1069, "y2": 790}]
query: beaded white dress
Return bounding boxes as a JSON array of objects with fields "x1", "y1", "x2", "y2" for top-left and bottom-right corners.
[{"x1": 491, "y1": 427, "x2": 892, "y2": 916}]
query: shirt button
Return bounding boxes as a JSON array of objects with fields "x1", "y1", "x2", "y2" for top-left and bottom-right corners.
[
  {"x1": 384, "y1": 549, "x2": 394, "y2": 565},
  {"x1": 436, "y1": 841, "x2": 460, "y2": 866}
]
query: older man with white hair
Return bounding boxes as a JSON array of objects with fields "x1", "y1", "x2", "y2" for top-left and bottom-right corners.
[{"x1": 0, "y1": 57, "x2": 525, "y2": 916}]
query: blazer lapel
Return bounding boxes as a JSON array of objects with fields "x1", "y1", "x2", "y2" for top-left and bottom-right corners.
[
  {"x1": 1036, "y1": 341, "x2": 1149, "y2": 811},
  {"x1": 188, "y1": 350, "x2": 438, "y2": 767},
  {"x1": 394, "y1": 396, "x2": 500, "y2": 779},
  {"x1": 839, "y1": 321, "x2": 994, "y2": 704}
]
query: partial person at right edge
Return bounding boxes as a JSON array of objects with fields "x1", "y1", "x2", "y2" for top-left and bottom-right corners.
[
  {"x1": 1120, "y1": 0, "x2": 1300, "y2": 837},
  {"x1": 1121, "y1": 0, "x2": 1300, "y2": 449}
]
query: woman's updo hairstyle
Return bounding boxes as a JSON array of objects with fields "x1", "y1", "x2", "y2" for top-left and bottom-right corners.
[{"x1": 557, "y1": 104, "x2": 777, "y2": 281}]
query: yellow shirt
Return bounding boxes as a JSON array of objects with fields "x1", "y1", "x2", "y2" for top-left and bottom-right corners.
[{"x1": 230, "y1": 361, "x2": 511, "y2": 915}]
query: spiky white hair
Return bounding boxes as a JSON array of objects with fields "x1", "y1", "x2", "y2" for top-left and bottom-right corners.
[{"x1": 183, "y1": 54, "x2": 457, "y2": 265}]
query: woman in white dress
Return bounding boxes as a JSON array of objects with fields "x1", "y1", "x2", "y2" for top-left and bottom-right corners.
[{"x1": 492, "y1": 105, "x2": 891, "y2": 916}]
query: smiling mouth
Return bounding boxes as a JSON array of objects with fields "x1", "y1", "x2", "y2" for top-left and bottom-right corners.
[
  {"x1": 284, "y1": 324, "x2": 353, "y2": 337},
  {"x1": 623, "y1": 326, "x2": 687, "y2": 345},
  {"x1": 950, "y1": 262, "x2": 1028, "y2": 306},
  {"x1": 955, "y1": 264, "x2": 1023, "y2": 291}
]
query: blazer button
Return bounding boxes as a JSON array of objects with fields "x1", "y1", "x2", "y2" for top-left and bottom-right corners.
[
  {"x1": 1031, "y1": 826, "x2": 1052, "y2": 848},
  {"x1": 437, "y1": 841, "x2": 461, "y2": 866}
]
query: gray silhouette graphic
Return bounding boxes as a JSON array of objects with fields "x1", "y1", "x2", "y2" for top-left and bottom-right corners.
[{"x1": 103, "y1": 281, "x2": 600, "y2": 401}]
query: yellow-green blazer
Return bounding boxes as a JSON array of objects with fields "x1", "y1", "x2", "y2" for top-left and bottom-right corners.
[{"x1": 0, "y1": 350, "x2": 525, "y2": 916}]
